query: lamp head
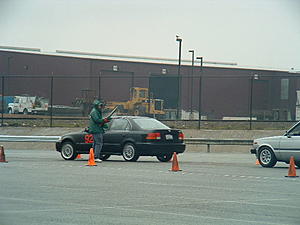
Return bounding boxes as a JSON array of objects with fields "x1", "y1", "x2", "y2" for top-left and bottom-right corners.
[{"x1": 176, "y1": 35, "x2": 182, "y2": 41}]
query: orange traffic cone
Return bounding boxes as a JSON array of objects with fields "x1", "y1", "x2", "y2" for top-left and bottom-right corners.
[
  {"x1": 86, "y1": 148, "x2": 97, "y2": 166},
  {"x1": 76, "y1": 154, "x2": 82, "y2": 159},
  {"x1": 285, "y1": 156, "x2": 298, "y2": 178},
  {"x1": 255, "y1": 159, "x2": 260, "y2": 165},
  {"x1": 0, "y1": 145, "x2": 7, "y2": 163},
  {"x1": 169, "y1": 152, "x2": 181, "y2": 172}
]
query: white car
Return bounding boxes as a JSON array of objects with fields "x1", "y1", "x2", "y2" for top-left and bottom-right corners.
[{"x1": 251, "y1": 121, "x2": 300, "y2": 168}]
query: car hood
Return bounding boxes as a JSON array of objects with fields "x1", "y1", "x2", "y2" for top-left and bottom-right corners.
[
  {"x1": 254, "y1": 136, "x2": 282, "y2": 142},
  {"x1": 62, "y1": 131, "x2": 85, "y2": 137}
]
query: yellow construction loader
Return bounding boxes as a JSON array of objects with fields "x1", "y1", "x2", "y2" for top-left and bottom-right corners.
[{"x1": 106, "y1": 87, "x2": 165, "y2": 117}]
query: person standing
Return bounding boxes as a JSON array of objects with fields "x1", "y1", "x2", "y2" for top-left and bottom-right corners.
[{"x1": 88, "y1": 100, "x2": 110, "y2": 162}]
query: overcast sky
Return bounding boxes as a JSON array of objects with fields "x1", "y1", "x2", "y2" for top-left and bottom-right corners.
[{"x1": 0, "y1": 0, "x2": 299, "y2": 71}]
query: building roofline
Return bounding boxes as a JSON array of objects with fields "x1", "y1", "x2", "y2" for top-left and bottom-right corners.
[{"x1": 0, "y1": 46, "x2": 295, "y2": 73}]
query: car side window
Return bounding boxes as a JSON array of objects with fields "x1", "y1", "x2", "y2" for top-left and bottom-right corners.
[
  {"x1": 110, "y1": 119, "x2": 131, "y2": 131},
  {"x1": 288, "y1": 124, "x2": 300, "y2": 136}
]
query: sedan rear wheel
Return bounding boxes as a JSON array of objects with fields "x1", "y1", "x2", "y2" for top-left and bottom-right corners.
[
  {"x1": 295, "y1": 161, "x2": 300, "y2": 168},
  {"x1": 258, "y1": 147, "x2": 277, "y2": 168},
  {"x1": 99, "y1": 154, "x2": 110, "y2": 161},
  {"x1": 122, "y1": 143, "x2": 139, "y2": 162},
  {"x1": 157, "y1": 153, "x2": 173, "y2": 162},
  {"x1": 61, "y1": 141, "x2": 77, "y2": 160}
]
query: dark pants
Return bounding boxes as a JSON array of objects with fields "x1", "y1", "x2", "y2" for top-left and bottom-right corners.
[{"x1": 92, "y1": 133, "x2": 103, "y2": 159}]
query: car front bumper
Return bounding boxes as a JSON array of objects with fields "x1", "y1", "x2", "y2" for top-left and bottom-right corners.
[
  {"x1": 56, "y1": 142, "x2": 62, "y2": 152},
  {"x1": 250, "y1": 148, "x2": 256, "y2": 154}
]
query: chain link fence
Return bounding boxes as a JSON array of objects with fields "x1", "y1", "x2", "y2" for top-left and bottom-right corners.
[{"x1": 0, "y1": 73, "x2": 299, "y2": 129}]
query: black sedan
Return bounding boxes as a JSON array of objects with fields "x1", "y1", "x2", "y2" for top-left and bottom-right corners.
[{"x1": 56, "y1": 116, "x2": 185, "y2": 162}]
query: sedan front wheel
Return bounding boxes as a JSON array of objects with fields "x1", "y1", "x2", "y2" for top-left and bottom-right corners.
[
  {"x1": 258, "y1": 147, "x2": 277, "y2": 168},
  {"x1": 61, "y1": 141, "x2": 77, "y2": 160}
]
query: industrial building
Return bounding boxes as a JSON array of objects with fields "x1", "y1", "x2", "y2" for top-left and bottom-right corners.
[{"x1": 0, "y1": 48, "x2": 298, "y2": 120}]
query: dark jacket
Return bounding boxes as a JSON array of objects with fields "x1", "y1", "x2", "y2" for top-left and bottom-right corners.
[{"x1": 88, "y1": 100, "x2": 107, "y2": 134}]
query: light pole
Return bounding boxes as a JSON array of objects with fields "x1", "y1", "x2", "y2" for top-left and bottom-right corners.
[
  {"x1": 196, "y1": 56, "x2": 203, "y2": 129},
  {"x1": 176, "y1": 35, "x2": 182, "y2": 120},
  {"x1": 188, "y1": 50, "x2": 194, "y2": 119}
]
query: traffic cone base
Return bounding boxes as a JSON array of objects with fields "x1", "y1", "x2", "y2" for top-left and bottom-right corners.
[
  {"x1": 86, "y1": 148, "x2": 97, "y2": 166},
  {"x1": 0, "y1": 145, "x2": 7, "y2": 163},
  {"x1": 76, "y1": 154, "x2": 82, "y2": 159},
  {"x1": 255, "y1": 159, "x2": 260, "y2": 165},
  {"x1": 169, "y1": 152, "x2": 181, "y2": 172},
  {"x1": 285, "y1": 156, "x2": 298, "y2": 178}
]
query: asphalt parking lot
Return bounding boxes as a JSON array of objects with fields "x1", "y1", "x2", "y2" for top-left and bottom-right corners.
[{"x1": 1, "y1": 150, "x2": 299, "y2": 225}]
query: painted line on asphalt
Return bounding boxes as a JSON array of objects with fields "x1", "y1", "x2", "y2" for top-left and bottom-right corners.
[
  {"x1": 138, "y1": 181, "x2": 300, "y2": 196},
  {"x1": 6, "y1": 161, "x2": 299, "y2": 183},
  {"x1": 104, "y1": 206, "x2": 290, "y2": 225},
  {"x1": 0, "y1": 195, "x2": 296, "y2": 224},
  {"x1": 0, "y1": 206, "x2": 289, "y2": 225}
]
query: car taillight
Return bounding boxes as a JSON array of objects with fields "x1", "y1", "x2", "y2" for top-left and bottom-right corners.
[
  {"x1": 146, "y1": 132, "x2": 161, "y2": 140},
  {"x1": 179, "y1": 132, "x2": 184, "y2": 140}
]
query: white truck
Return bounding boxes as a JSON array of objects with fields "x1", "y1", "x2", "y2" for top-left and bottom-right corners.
[{"x1": 7, "y1": 96, "x2": 49, "y2": 114}]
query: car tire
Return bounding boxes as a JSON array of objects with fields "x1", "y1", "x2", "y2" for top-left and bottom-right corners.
[
  {"x1": 258, "y1": 147, "x2": 277, "y2": 168},
  {"x1": 157, "y1": 153, "x2": 173, "y2": 162},
  {"x1": 295, "y1": 161, "x2": 300, "y2": 168},
  {"x1": 23, "y1": 109, "x2": 28, "y2": 115},
  {"x1": 122, "y1": 143, "x2": 139, "y2": 162},
  {"x1": 99, "y1": 154, "x2": 110, "y2": 161},
  {"x1": 8, "y1": 108, "x2": 13, "y2": 114},
  {"x1": 61, "y1": 141, "x2": 77, "y2": 160}
]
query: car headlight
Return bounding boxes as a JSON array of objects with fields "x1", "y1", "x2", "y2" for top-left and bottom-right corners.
[{"x1": 253, "y1": 140, "x2": 259, "y2": 148}]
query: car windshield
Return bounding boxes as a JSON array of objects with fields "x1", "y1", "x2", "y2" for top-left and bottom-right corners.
[
  {"x1": 133, "y1": 118, "x2": 170, "y2": 130},
  {"x1": 286, "y1": 122, "x2": 300, "y2": 136}
]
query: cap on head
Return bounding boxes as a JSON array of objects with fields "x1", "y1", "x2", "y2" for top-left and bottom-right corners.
[{"x1": 93, "y1": 99, "x2": 105, "y2": 107}]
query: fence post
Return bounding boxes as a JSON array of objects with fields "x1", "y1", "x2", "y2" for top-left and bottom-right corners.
[
  {"x1": 148, "y1": 76, "x2": 151, "y2": 117},
  {"x1": 249, "y1": 76, "x2": 253, "y2": 130},
  {"x1": 131, "y1": 72, "x2": 134, "y2": 88},
  {"x1": 198, "y1": 76, "x2": 202, "y2": 129},
  {"x1": 50, "y1": 76, "x2": 53, "y2": 127},
  {"x1": 207, "y1": 144, "x2": 210, "y2": 153},
  {"x1": 98, "y1": 74, "x2": 101, "y2": 100},
  {"x1": 1, "y1": 76, "x2": 4, "y2": 126}
]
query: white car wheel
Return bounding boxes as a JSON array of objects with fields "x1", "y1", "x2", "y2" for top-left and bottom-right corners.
[{"x1": 258, "y1": 147, "x2": 277, "y2": 168}]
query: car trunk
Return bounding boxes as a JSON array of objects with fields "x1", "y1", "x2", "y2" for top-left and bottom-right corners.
[{"x1": 144, "y1": 129, "x2": 183, "y2": 143}]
